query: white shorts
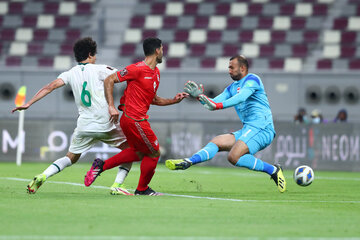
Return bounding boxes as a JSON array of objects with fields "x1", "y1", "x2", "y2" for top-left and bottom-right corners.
[{"x1": 69, "y1": 125, "x2": 127, "y2": 154}]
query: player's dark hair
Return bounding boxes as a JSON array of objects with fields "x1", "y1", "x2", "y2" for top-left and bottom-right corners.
[
  {"x1": 73, "y1": 37, "x2": 97, "y2": 62},
  {"x1": 230, "y1": 55, "x2": 249, "y2": 69},
  {"x1": 143, "y1": 37, "x2": 162, "y2": 56}
]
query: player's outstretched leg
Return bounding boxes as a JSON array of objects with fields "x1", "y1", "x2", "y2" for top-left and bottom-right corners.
[
  {"x1": 84, "y1": 158, "x2": 104, "y2": 187},
  {"x1": 270, "y1": 164, "x2": 286, "y2": 193},
  {"x1": 166, "y1": 142, "x2": 219, "y2": 170},
  {"x1": 165, "y1": 158, "x2": 192, "y2": 170},
  {"x1": 27, "y1": 174, "x2": 46, "y2": 194},
  {"x1": 134, "y1": 187, "x2": 163, "y2": 196}
]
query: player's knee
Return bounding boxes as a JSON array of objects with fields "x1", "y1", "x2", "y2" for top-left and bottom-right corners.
[
  {"x1": 227, "y1": 152, "x2": 238, "y2": 165},
  {"x1": 148, "y1": 150, "x2": 160, "y2": 158}
]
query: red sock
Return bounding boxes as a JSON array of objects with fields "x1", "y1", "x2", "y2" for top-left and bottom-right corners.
[
  {"x1": 103, "y1": 148, "x2": 139, "y2": 171},
  {"x1": 136, "y1": 156, "x2": 159, "y2": 191}
]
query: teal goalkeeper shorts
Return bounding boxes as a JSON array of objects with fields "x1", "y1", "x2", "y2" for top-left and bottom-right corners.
[{"x1": 232, "y1": 124, "x2": 275, "y2": 155}]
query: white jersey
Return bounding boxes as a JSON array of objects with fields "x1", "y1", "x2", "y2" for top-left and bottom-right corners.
[{"x1": 58, "y1": 64, "x2": 117, "y2": 132}]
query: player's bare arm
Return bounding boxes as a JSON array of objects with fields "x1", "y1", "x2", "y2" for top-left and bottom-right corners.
[
  {"x1": 104, "y1": 72, "x2": 120, "y2": 124},
  {"x1": 11, "y1": 78, "x2": 65, "y2": 113},
  {"x1": 151, "y1": 92, "x2": 189, "y2": 106}
]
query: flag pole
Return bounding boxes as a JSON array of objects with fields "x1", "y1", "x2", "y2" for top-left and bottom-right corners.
[
  {"x1": 16, "y1": 110, "x2": 25, "y2": 166},
  {"x1": 15, "y1": 86, "x2": 27, "y2": 166}
]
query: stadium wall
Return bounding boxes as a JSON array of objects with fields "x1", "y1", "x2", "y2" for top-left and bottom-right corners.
[
  {"x1": 1, "y1": 70, "x2": 360, "y2": 122},
  {"x1": 1, "y1": 119, "x2": 360, "y2": 171}
]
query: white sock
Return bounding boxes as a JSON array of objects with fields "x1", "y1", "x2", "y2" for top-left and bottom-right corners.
[
  {"x1": 42, "y1": 156, "x2": 72, "y2": 178},
  {"x1": 114, "y1": 165, "x2": 130, "y2": 184}
]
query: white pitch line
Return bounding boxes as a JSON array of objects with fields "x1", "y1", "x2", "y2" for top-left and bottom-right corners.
[
  {"x1": 1, "y1": 177, "x2": 360, "y2": 204},
  {"x1": 0, "y1": 236, "x2": 359, "y2": 240}
]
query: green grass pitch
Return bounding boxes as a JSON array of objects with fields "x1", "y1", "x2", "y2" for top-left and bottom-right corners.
[{"x1": 1, "y1": 162, "x2": 360, "y2": 240}]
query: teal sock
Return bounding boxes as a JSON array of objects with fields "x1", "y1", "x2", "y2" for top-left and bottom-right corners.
[
  {"x1": 189, "y1": 142, "x2": 219, "y2": 164},
  {"x1": 235, "y1": 154, "x2": 275, "y2": 175}
]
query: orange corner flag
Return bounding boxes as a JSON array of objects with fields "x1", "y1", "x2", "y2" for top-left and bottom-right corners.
[{"x1": 15, "y1": 86, "x2": 27, "y2": 107}]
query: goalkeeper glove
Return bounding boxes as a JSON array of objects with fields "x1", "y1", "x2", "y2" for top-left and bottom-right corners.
[
  {"x1": 184, "y1": 81, "x2": 204, "y2": 98},
  {"x1": 198, "y1": 94, "x2": 223, "y2": 111}
]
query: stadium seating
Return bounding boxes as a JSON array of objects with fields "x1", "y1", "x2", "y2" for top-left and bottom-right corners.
[
  {"x1": 1, "y1": 0, "x2": 359, "y2": 72},
  {"x1": 0, "y1": 0, "x2": 95, "y2": 70},
  {"x1": 118, "y1": 0, "x2": 360, "y2": 71}
]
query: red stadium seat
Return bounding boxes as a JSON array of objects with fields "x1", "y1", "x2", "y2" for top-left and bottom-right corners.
[
  {"x1": 77, "y1": 3, "x2": 92, "y2": 15},
  {"x1": 239, "y1": 31, "x2": 253, "y2": 42},
  {"x1": 227, "y1": 17, "x2": 242, "y2": 29},
  {"x1": 271, "y1": 31, "x2": 286, "y2": 43},
  {"x1": 22, "y1": 16, "x2": 38, "y2": 28},
  {"x1": 201, "y1": 58, "x2": 216, "y2": 68},
  {"x1": 269, "y1": 58, "x2": 284, "y2": 69},
  {"x1": 6, "y1": 56, "x2": 22, "y2": 67},
  {"x1": 291, "y1": 18, "x2": 306, "y2": 30},
  {"x1": 259, "y1": 45, "x2": 275, "y2": 57},
  {"x1": 166, "y1": 58, "x2": 181, "y2": 68},
  {"x1": 292, "y1": 44, "x2": 308, "y2": 58},
  {"x1": 33, "y1": 29, "x2": 49, "y2": 41},
  {"x1": 130, "y1": 16, "x2": 145, "y2": 28},
  {"x1": 194, "y1": 16, "x2": 209, "y2": 28},
  {"x1": 9, "y1": 2, "x2": 24, "y2": 14},
  {"x1": 303, "y1": 31, "x2": 319, "y2": 43},
  {"x1": 333, "y1": 18, "x2": 348, "y2": 30},
  {"x1": 174, "y1": 30, "x2": 189, "y2": 42},
  {"x1": 151, "y1": 3, "x2": 166, "y2": 15},
  {"x1": 280, "y1": 4, "x2": 295, "y2": 16},
  {"x1": 317, "y1": 59, "x2": 332, "y2": 70},
  {"x1": 258, "y1": 17, "x2": 273, "y2": 29},
  {"x1": 190, "y1": 44, "x2": 206, "y2": 57},
  {"x1": 163, "y1": 16, "x2": 178, "y2": 29},
  {"x1": 44, "y1": 2, "x2": 59, "y2": 14},
  {"x1": 341, "y1": 46, "x2": 356, "y2": 58},
  {"x1": 38, "y1": 57, "x2": 54, "y2": 67},
  {"x1": 28, "y1": 42, "x2": 43, "y2": 55},
  {"x1": 223, "y1": 44, "x2": 238, "y2": 57},
  {"x1": 207, "y1": 31, "x2": 222, "y2": 43},
  {"x1": 142, "y1": 30, "x2": 157, "y2": 40},
  {"x1": 55, "y1": 16, "x2": 70, "y2": 28},
  {"x1": 349, "y1": 59, "x2": 360, "y2": 69},
  {"x1": 248, "y1": 4, "x2": 263, "y2": 15},
  {"x1": 184, "y1": 3, "x2": 198, "y2": 15},
  {"x1": 60, "y1": 43, "x2": 73, "y2": 55},
  {"x1": 215, "y1": 3, "x2": 230, "y2": 15},
  {"x1": 0, "y1": 29, "x2": 15, "y2": 41},
  {"x1": 341, "y1": 31, "x2": 356, "y2": 44},
  {"x1": 120, "y1": 43, "x2": 136, "y2": 56},
  {"x1": 66, "y1": 29, "x2": 81, "y2": 42},
  {"x1": 313, "y1": 4, "x2": 328, "y2": 16}
]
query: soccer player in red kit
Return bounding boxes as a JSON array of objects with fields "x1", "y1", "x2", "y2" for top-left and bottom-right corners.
[{"x1": 84, "y1": 37, "x2": 188, "y2": 195}]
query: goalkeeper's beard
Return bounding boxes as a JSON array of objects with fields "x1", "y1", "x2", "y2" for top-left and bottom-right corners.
[{"x1": 230, "y1": 73, "x2": 242, "y2": 81}]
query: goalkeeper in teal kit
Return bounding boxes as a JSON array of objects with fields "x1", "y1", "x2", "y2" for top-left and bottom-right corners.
[{"x1": 166, "y1": 55, "x2": 286, "y2": 193}]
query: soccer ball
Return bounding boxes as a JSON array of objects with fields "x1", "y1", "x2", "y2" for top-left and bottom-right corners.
[{"x1": 294, "y1": 165, "x2": 314, "y2": 186}]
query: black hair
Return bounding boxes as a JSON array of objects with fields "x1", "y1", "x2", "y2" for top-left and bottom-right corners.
[
  {"x1": 143, "y1": 37, "x2": 162, "y2": 56},
  {"x1": 230, "y1": 55, "x2": 249, "y2": 69},
  {"x1": 73, "y1": 37, "x2": 97, "y2": 62}
]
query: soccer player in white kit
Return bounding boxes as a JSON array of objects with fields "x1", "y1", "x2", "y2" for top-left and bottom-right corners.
[{"x1": 12, "y1": 37, "x2": 133, "y2": 195}]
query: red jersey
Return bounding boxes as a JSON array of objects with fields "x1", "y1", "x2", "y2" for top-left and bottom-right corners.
[{"x1": 116, "y1": 61, "x2": 160, "y2": 121}]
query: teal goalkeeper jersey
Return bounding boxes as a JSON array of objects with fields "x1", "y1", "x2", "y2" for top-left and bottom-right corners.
[{"x1": 212, "y1": 73, "x2": 275, "y2": 131}]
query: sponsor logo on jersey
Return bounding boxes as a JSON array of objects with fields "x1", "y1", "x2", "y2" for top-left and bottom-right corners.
[
  {"x1": 237, "y1": 87, "x2": 241, "y2": 93},
  {"x1": 144, "y1": 76, "x2": 152, "y2": 79},
  {"x1": 120, "y1": 68, "x2": 128, "y2": 77},
  {"x1": 107, "y1": 66, "x2": 114, "y2": 70}
]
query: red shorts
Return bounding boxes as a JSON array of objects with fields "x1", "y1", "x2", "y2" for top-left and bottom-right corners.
[{"x1": 120, "y1": 115, "x2": 159, "y2": 154}]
